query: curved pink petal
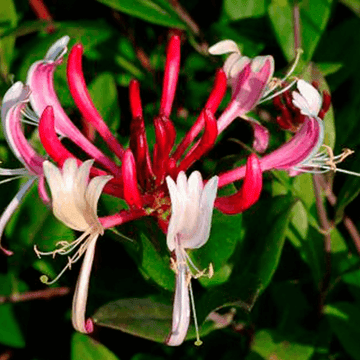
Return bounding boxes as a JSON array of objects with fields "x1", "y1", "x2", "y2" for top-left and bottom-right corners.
[
  {"x1": 248, "y1": 117, "x2": 270, "y2": 153},
  {"x1": 215, "y1": 154, "x2": 262, "y2": 214},
  {"x1": 129, "y1": 114, "x2": 154, "y2": 189},
  {"x1": 218, "y1": 117, "x2": 323, "y2": 187},
  {"x1": 178, "y1": 110, "x2": 218, "y2": 172},
  {"x1": 122, "y1": 149, "x2": 143, "y2": 208},
  {"x1": 217, "y1": 56, "x2": 274, "y2": 134},
  {"x1": 172, "y1": 69, "x2": 227, "y2": 161},
  {"x1": 39, "y1": 106, "x2": 123, "y2": 198},
  {"x1": 38, "y1": 175, "x2": 50, "y2": 203},
  {"x1": 261, "y1": 116, "x2": 323, "y2": 170},
  {"x1": 2, "y1": 82, "x2": 44, "y2": 174},
  {"x1": 129, "y1": 79, "x2": 143, "y2": 119},
  {"x1": 99, "y1": 208, "x2": 146, "y2": 229},
  {"x1": 160, "y1": 35, "x2": 181, "y2": 117},
  {"x1": 26, "y1": 44, "x2": 121, "y2": 176},
  {"x1": 67, "y1": 44, "x2": 124, "y2": 161}
]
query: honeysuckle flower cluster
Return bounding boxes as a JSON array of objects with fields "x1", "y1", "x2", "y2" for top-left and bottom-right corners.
[
  {"x1": 0, "y1": 33, "x2": 357, "y2": 346},
  {"x1": 0, "y1": 35, "x2": 263, "y2": 341}
]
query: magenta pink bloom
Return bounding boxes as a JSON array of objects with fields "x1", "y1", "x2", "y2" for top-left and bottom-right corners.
[{"x1": 218, "y1": 79, "x2": 359, "y2": 188}]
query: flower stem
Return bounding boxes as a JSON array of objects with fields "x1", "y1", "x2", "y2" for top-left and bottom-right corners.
[{"x1": 0, "y1": 287, "x2": 70, "y2": 304}]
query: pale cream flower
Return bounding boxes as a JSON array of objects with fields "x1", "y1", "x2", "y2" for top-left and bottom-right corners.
[
  {"x1": 165, "y1": 171, "x2": 218, "y2": 346},
  {"x1": 35, "y1": 158, "x2": 112, "y2": 333}
]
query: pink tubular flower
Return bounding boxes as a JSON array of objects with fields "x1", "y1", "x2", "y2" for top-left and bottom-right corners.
[
  {"x1": 1, "y1": 35, "x2": 265, "y2": 337},
  {"x1": 218, "y1": 80, "x2": 359, "y2": 188},
  {"x1": 0, "y1": 82, "x2": 47, "y2": 255},
  {"x1": 26, "y1": 36, "x2": 122, "y2": 176},
  {"x1": 209, "y1": 40, "x2": 274, "y2": 153}
]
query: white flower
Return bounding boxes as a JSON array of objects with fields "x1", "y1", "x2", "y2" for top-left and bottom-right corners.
[
  {"x1": 165, "y1": 171, "x2": 218, "y2": 346},
  {"x1": 209, "y1": 40, "x2": 251, "y2": 84},
  {"x1": 35, "y1": 158, "x2": 112, "y2": 333},
  {"x1": 43, "y1": 158, "x2": 110, "y2": 233},
  {"x1": 292, "y1": 79, "x2": 322, "y2": 117}
]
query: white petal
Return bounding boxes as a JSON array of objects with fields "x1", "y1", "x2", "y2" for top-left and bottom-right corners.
[
  {"x1": 201, "y1": 176, "x2": 219, "y2": 210},
  {"x1": 228, "y1": 56, "x2": 251, "y2": 79},
  {"x1": 187, "y1": 171, "x2": 203, "y2": 203},
  {"x1": 298, "y1": 79, "x2": 322, "y2": 116},
  {"x1": 174, "y1": 172, "x2": 188, "y2": 229},
  {"x1": 176, "y1": 171, "x2": 188, "y2": 199},
  {"x1": 85, "y1": 175, "x2": 113, "y2": 231},
  {"x1": 62, "y1": 158, "x2": 78, "y2": 189},
  {"x1": 74, "y1": 160, "x2": 94, "y2": 207},
  {"x1": 43, "y1": 160, "x2": 64, "y2": 197},
  {"x1": 76, "y1": 160, "x2": 94, "y2": 189},
  {"x1": 72, "y1": 235, "x2": 98, "y2": 333},
  {"x1": 166, "y1": 176, "x2": 181, "y2": 251},
  {"x1": 208, "y1": 40, "x2": 240, "y2": 55},
  {"x1": 251, "y1": 55, "x2": 274, "y2": 74},
  {"x1": 166, "y1": 247, "x2": 190, "y2": 346},
  {"x1": 223, "y1": 53, "x2": 242, "y2": 78},
  {"x1": 292, "y1": 91, "x2": 310, "y2": 116},
  {"x1": 45, "y1": 36, "x2": 70, "y2": 62},
  {"x1": 1, "y1": 82, "x2": 30, "y2": 121},
  {"x1": 183, "y1": 176, "x2": 218, "y2": 249},
  {"x1": 181, "y1": 171, "x2": 203, "y2": 237},
  {"x1": 44, "y1": 160, "x2": 89, "y2": 231},
  {"x1": 86, "y1": 175, "x2": 112, "y2": 212}
]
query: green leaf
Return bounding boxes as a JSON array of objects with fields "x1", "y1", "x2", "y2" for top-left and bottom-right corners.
[
  {"x1": 223, "y1": 0, "x2": 266, "y2": 21},
  {"x1": 197, "y1": 195, "x2": 297, "y2": 324},
  {"x1": 18, "y1": 20, "x2": 113, "y2": 83},
  {"x1": 324, "y1": 302, "x2": 360, "y2": 360},
  {"x1": 94, "y1": 297, "x2": 218, "y2": 343},
  {"x1": 7, "y1": 184, "x2": 74, "y2": 251},
  {"x1": 268, "y1": 0, "x2": 333, "y2": 62},
  {"x1": 94, "y1": 297, "x2": 172, "y2": 343},
  {"x1": 191, "y1": 210, "x2": 242, "y2": 287},
  {"x1": 115, "y1": 55, "x2": 144, "y2": 80},
  {"x1": 71, "y1": 333, "x2": 119, "y2": 360},
  {"x1": 268, "y1": 0, "x2": 295, "y2": 62},
  {"x1": 0, "y1": 0, "x2": 17, "y2": 80},
  {"x1": 271, "y1": 282, "x2": 310, "y2": 332},
  {"x1": 88, "y1": 73, "x2": 120, "y2": 132},
  {"x1": 250, "y1": 329, "x2": 315, "y2": 360},
  {"x1": 138, "y1": 232, "x2": 175, "y2": 291},
  {"x1": 0, "y1": 274, "x2": 25, "y2": 348},
  {"x1": 316, "y1": 62, "x2": 343, "y2": 76},
  {"x1": 240, "y1": 195, "x2": 297, "y2": 289},
  {"x1": 210, "y1": 23, "x2": 265, "y2": 57},
  {"x1": 96, "y1": 0, "x2": 186, "y2": 28},
  {"x1": 340, "y1": 0, "x2": 360, "y2": 16},
  {"x1": 300, "y1": 0, "x2": 333, "y2": 62},
  {"x1": 334, "y1": 174, "x2": 360, "y2": 224},
  {"x1": 0, "y1": 304, "x2": 25, "y2": 348}
]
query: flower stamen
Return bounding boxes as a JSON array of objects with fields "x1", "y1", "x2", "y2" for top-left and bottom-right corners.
[
  {"x1": 35, "y1": 230, "x2": 98, "y2": 285},
  {"x1": 188, "y1": 280, "x2": 202, "y2": 346}
]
